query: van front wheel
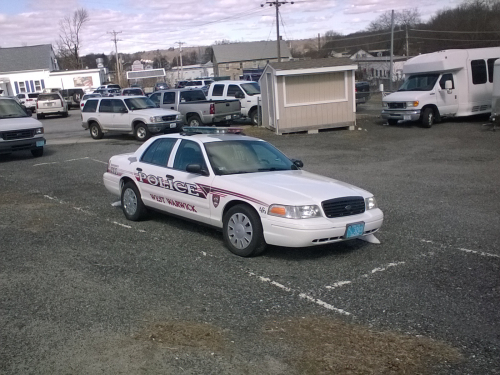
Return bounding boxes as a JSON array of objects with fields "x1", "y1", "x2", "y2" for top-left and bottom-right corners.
[{"x1": 421, "y1": 108, "x2": 435, "y2": 128}]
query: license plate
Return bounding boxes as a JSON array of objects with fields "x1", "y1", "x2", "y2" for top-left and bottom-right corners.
[
  {"x1": 345, "y1": 222, "x2": 365, "y2": 239},
  {"x1": 46, "y1": 103, "x2": 53, "y2": 106},
  {"x1": 226, "y1": 115, "x2": 232, "y2": 120},
  {"x1": 36, "y1": 140, "x2": 44, "y2": 147},
  {"x1": 404, "y1": 115, "x2": 411, "y2": 120},
  {"x1": 170, "y1": 123, "x2": 176, "y2": 128}
]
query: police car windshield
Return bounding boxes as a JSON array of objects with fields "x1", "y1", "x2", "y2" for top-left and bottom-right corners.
[
  {"x1": 124, "y1": 97, "x2": 156, "y2": 110},
  {"x1": 205, "y1": 140, "x2": 295, "y2": 176},
  {"x1": 0, "y1": 99, "x2": 29, "y2": 118}
]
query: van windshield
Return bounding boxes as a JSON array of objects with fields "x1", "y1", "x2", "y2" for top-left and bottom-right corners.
[
  {"x1": 0, "y1": 99, "x2": 29, "y2": 119},
  {"x1": 398, "y1": 74, "x2": 440, "y2": 92},
  {"x1": 241, "y1": 82, "x2": 260, "y2": 96}
]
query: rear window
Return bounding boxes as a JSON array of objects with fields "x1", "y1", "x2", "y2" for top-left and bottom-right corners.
[
  {"x1": 28, "y1": 93, "x2": 40, "y2": 98},
  {"x1": 180, "y1": 90, "x2": 206, "y2": 102},
  {"x1": 123, "y1": 89, "x2": 143, "y2": 95},
  {"x1": 107, "y1": 84, "x2": 121, "y2": 90},
  {"x1": 83, "y1": 99, "x2": 99, "y2": 112},
  {"x1": 38, "y1": 94, "x2": 60, "y2": 101}
]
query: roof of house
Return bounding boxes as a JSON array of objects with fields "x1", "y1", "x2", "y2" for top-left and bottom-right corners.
[
  {"x1": 212, "y1": 41, "x2": 291, "y2": 63},
  {"x1": 0, "y1": 44, "x2": 55, "y2": 73},
  {"x1": 267, "y1": 57, "x2": 356, "y2": 71}
]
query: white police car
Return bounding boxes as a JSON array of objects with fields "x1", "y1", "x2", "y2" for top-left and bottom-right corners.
[{"x1": 103, "y1": 127, "x2": 383, "y2": 257}]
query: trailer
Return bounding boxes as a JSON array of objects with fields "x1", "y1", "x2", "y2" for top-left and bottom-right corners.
[{"x1": 381, "y1": 47, "x2": 500, "y2": 127}]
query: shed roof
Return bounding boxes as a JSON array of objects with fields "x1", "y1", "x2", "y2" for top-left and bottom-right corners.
[
  {"x1": 267, "y1": 57, "x2": 355, "y2": 71},
  {"x1": 212, "y1": 41, "x2": 291, "y2": 63},
  {"x1": 0, "y1": 44, "x2": 55, "y2": 73}
]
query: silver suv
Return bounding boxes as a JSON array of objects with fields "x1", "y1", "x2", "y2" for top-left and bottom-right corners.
[
  {"x1": 36, "y1": 92, "x2": 68, "y2": 119},
  {"x1": 0, "y1": 97, "x2": 45, "y2": 157}
]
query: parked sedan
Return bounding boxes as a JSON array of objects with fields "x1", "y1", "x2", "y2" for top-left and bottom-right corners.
[{"x1": 103, "y1": 127, "x2": 383, "y2": 257}]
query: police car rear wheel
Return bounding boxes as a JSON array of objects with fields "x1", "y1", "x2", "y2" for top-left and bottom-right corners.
[
  {"x1": 121, "y1": 182, "x2": 147, "y2": 221},
  {"x1": 223, "y1": 204, "x2": 266, "y2": 257}
]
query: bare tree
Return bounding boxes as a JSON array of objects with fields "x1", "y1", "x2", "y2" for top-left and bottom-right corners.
[
  {"x1": 56, "y1": 8, "x2": 89, "y2": 70},
  {"x1": 368, "y1": 8, "x2": 421, "y2": 31}
]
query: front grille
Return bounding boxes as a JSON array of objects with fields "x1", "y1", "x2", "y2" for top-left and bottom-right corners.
[
  {"x1": 322, "y1": 196, "x2": 365, "y2": 218},
  {"x1": 162, "y1": 115, "x2": 177, "y2": 121},
  {"x1": 1, "y1": 129, "x2": 34, "y2": 141},
  {"x1": 387, "y1": 102, "x2": 405, "y2": 109}
]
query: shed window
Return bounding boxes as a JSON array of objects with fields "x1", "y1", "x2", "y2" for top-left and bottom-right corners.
[{"x1": 284, "y1": 72, "x2": 346, "y2": 106}]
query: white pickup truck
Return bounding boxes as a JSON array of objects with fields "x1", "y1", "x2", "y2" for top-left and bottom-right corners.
[
  {"x1": 149, "y1": 88, "x2": 241, "y2": 127},
  {"x1": 206, "y1": 80, "x2": 261, "y2": 125}
]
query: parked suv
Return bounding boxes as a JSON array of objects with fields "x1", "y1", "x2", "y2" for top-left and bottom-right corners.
[
  {"x1": 0, "y1": 97, "x2": 45, "y2": 157},
  {"x1": 59, "y1": 88, "x2": 85, "y2": 109},
  {"x1": 36, "y1": 92, "x2": 69, "y2": 119},
  {"x1": 355, "y1": 81, "x2": 371, "y2": 104},
  {"x1": 17, "y1": 92, "x2": 40, "y2": 111},
  {"x1": 97, "y1": 84, "x2": 121, "y2": 91},
  {"x1": 121, "y1": 87, "x2": 145, "y2": 96},
  {"x1": 81, "y1": 96, "x2": 182, "y2": 141}
]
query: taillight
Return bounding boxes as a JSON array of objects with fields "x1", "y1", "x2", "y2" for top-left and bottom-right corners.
[
  {"x1": 210, "y1": 103, "x2": 215, "y2": 115},
  {"x1": 60, "y1": 99, "x2": 63, "y2": 107},
  {"x1": 36, "y1": 101, "x2": 39, "y2": 109}
]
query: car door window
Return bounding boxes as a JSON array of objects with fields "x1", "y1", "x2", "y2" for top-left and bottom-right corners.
[
  {"x1": 211, "y1": 84, "x2": 224, "y2": 96},
  {"x1": 173, "y1": 140, "x2": 207, "y2": 172},
  {"x1": 141, "y1": 138, "x2": 177, "y2": 166},
  {"x1": 439, "y1": 73, "x2": 455, "y2": 89},
  {"x1": 149, "y1": 93, "x2": 160, "y2": 105},
  {"x1": 83, "y1": 99, "x2": 98, "y2": 112},
  {"x1": 227, "y1": 85, "x2": 244, "y2": 97},
  {"x1": 111, "y1": 99, "x2": 127, "y2": 113},
  {"x1": 99, "y1": 99, "x2": 113, "y2": 112},
  {"x1": 163, "y1": 92, "x2": 175, "y2": 104}
]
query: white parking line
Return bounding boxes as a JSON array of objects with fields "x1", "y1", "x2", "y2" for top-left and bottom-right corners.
[
  {"x1": 64, "y1": 157, "x2": 89, "y2": 162},
  {"x1": 249, "y1": 271, "x2": 351, "y2": 316},
  {"x1": 112, "y1": 221, "x2": 132, "y2": 229},
  {"x1": 458, "y1": 248, "x2": 500, "y2": 259},
  {"x1": 33, "y1": 162, "x2": 58, "y2": 167},
  {"x1": 91, "y1": 159, "x2": 108, "y2": 165}
]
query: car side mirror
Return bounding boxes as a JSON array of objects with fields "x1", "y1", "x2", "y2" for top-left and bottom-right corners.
[
  {"x1": 121, "y1": 107, "x2": 128, "y2": 113},
  {"x1": 444, "y1": 80, "x2": 453, "y2": 94},
  {"x1": 235, "y1": 92, "x2": 245, "y2": 99},
  {"x1": 186, "y1": 163, "x2": 209, "y2": 176},
  {"x1": 26, "y1": 109, "x2": 32, "y2": 116},
  {"x1": 292, "y1": 159, "x2": 304, "y2": 169}
]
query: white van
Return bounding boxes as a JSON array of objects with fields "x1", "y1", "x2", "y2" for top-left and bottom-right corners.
[
  {"x1": 206, "y1": 80, "x2": 261, "y2": 125},
  {"x1": 382, "y1": 47, "x2": 500, "y2": 127}
]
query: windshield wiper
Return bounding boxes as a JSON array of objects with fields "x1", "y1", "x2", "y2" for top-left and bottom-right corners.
[{"x1": 258, "y1": 167, "x2": 288, "y2": 172}]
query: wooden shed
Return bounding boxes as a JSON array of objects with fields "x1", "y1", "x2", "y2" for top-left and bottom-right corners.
[{"x1": 259, "y1": 58, "x2": 358, "y2": 134}]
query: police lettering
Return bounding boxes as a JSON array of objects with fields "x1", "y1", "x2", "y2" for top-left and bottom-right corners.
[{"x1": 135, "y1": 172, "x2": 204, "y2": 198}]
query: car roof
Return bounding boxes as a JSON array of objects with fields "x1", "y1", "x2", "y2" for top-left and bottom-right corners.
[{"x1": 211, "y1": 80, "x2": 258, "y2": 84}]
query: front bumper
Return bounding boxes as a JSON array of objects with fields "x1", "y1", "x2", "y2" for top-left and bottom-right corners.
[
  {"x1": 381, "y1": 109, "x2": 421, "y2": 122},
  {"x1": 0, "y1": 137, "x2": 46, "y2": 154},
  {"x1": 148, "y1": 121, "x2": 183, "y2": 133},
  {"x1": 261, "y1": 208, "x2": 384, "y2": 247}
]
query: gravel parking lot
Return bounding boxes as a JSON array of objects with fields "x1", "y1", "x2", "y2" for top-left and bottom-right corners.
[{"x1": 1, "y1": 102, "x2": 499, "y2": 374}]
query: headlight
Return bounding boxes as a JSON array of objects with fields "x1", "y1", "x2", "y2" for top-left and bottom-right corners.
[
  {"x1": 382, "y1": 102, "x2": 388, "y2": 108},
  {"x1": 268, "y1": 204, "x2": 322, "y2": 219},
  {"x1": 34, "y1": 127, "x2": 44, "y2": 134},
  {"x1": 365, "y1": 196, "x2": 377, "y2": 210},
  {"x1": 176, "y1": 114, "x2": 181, "y2": 120},
  {"x1": 149, "y1": 116, "x2": 163, "y2": 123},
  {"x1": 406, "y1": 101, "x2": 419, "y2": 107}
]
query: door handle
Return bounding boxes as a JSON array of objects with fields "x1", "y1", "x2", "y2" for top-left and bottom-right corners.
[
  {"x1": 136, "y1": 168, "x2": 142, "y2": 172},
  {"x1": 166, "y1": 174, "x2": 174, "y2": 180}
]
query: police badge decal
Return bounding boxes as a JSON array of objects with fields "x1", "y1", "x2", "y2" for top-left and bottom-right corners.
[{"x1": 212, "y1": 194, "x2": 220, "y2": 208}]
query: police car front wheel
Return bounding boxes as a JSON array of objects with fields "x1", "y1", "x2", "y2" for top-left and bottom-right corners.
[
  {"x1": 223, "y1": 204, "x2": 266, "y2": 257},
  {"x1": 121, "y1": 182, "x2": 147, "y2": 221}
]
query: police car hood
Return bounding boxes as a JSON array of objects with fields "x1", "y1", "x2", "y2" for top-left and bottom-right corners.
[
  {"x1": 0, "y1": 116, "x2": 43, "y2": 131},
  {"x1": 218, "y1": 170, "x2": 372, "y2": 205}
]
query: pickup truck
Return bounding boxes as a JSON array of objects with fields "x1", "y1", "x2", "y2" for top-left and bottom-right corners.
[
  {"x1": 149, "y1": 88, "x2": 241, "y2": 127},
  {"x1": 205, "y1": 80, "x2": 261, "y2": 125}
]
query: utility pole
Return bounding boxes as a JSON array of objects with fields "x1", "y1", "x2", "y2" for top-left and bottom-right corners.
[
  {"x1": 176, "y1": 42, "x2": 185, "y2": 81},
  {"x1": 262, "y1": 1, "x2": 294, "y2": 63},
  {"x1": 406, "y1": 25, "x2": 409, "y2": 57},
  {"x1": 108, "y1": 31, "x2": 122, "y2": 86},
  {"x1": 390, "y1": 10, "x2": 394, "y2": 91}
]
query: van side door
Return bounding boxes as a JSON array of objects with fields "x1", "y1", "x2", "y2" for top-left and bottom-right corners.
[{"x1": 437, "y1": 73, "x2": 459, "y2": 116}]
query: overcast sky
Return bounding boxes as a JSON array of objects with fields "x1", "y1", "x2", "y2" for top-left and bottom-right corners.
[{"x1": 0, "y1": 0, "x2": 461, "y2": 55}]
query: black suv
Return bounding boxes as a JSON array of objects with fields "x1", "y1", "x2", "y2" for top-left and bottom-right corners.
[{"x1": 355, "y1": 82, "x2": 371, "y2": 104}]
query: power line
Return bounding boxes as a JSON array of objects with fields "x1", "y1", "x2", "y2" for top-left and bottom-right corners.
[
  {"x1": 411, "y1": 29, "x2": 500, "y2": 34},
  {"x1": 411, "y1": 36, "x2": 500, "y2": 42}
]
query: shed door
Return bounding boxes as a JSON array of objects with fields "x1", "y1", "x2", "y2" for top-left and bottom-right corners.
[{"x1": 266, "y1": 73, "x2": 275, "y2": 128}]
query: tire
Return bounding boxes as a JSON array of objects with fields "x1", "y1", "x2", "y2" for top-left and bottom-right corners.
[
  {"x1": 62, "y1": 111, "x2": 68, "y2": 118},
  {"x1": 187, "y1": 115, "x2": 203, "y2": 127},
  {"x1": 421, "y1": 107, "x2": 435, "y2": 128},
  {"x1": 387, "y1": 119, "x2": 398, "y2": 125},
  {"x1": 36, "y1": 113, "x2": 44, "y2": 120},
  {"x1": 121, "y1": 182, "x2": 148, "y2": 221},
  {"x1": 249, "y1": 109, "x2": 259, "y2": 126},
  {"x1": 31, "y1": 147, "x2": 43, "y2": 157},
  {"x1": 89, "y1": 122, "x2": 103, "y2": 139},
  {"x1": 223, "y1": 204, "x2": 266, "y2": 257},
  {"x1": 134, "y1": 122, "x2": 151, "y2": 141}
]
